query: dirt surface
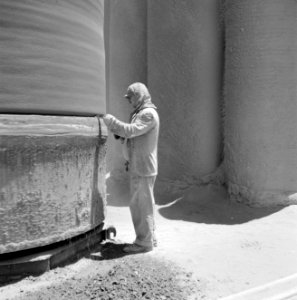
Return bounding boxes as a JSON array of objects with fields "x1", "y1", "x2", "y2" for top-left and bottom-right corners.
[
  {"x1": 1, "y1": 181, "x2": 297, "y2": 299},
  {"x1": 0, "y1": 241, "x2": 203, "y2": 300},
  {"x1": 4, "y1": 245, "x2": 202, "y2": 300}
]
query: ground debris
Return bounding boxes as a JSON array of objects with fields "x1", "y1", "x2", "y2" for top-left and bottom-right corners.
[{"x1": 11, "y1": 255, "x2": 202, "y2": 300}]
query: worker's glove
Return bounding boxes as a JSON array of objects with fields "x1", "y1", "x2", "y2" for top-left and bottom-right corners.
[{"x1": 102, "y1": 114, "x2": 113, "y2": 126}]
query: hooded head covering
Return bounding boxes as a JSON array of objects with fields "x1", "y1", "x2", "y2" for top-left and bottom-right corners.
[
  {"x1": 125, "y1": 82, "x2": 157, "y2": 118},
  {"x1": 125, "y1": 82, "x2": 151, "y2": 104}
]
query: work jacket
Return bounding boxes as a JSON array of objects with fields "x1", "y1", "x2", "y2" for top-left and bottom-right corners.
[{"x1": 103, "y1": 102, "x2": 159, "y2": 177}]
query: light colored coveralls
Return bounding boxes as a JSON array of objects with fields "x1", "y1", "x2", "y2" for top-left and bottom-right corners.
[{"x1": 103, "y1": 98, "x2": 159, "y2": 248}]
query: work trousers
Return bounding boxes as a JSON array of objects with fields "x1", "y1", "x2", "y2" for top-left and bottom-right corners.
[{"x1": 129, "y1": 174, "x2": 156, "y2": 248}]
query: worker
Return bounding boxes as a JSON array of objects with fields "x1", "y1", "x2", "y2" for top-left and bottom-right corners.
[{"x1": 102, "y1": 82, "x2": 159, "y2": 253}]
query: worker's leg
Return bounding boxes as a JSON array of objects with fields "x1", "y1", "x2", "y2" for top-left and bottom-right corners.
[{"x1": 129, "y1": 174, "x2": 156, "y2": 248}]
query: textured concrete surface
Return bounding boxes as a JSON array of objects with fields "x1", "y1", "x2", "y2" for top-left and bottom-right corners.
[
  {"x1": 0, "y1": 0, "x2": 105, "y2": 115},
  {"x1": 0, "y1": 115, "x2": 107, "y2": 254},
  {"x1": 147, "y1": 0, "x2": 223, "y2": 180},
  {"x1": 0, "y1": 0, "x2": 108, "y2": 253},
  {"x1": 224, "y1": 0, "x2": 297, "y2": 206}
]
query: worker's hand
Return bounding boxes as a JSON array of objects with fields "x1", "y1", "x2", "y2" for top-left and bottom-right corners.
[{"x1": 102, "y1": 114, "x2": 113, "y2": 126}]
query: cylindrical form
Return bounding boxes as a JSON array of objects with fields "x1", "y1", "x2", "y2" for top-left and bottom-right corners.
[
  {"x1": 148, "y1": 0, "x2": 223, "y2": 180},
  {"x1": 224, "y1": 0, "x2": 297, "y2": 206},
  {"x1": 105, "y1": 0, "x2": 147, "y2": 177},
  {"x1": 0, "y1": 115, "x2": 107, "y2": 254},
  {"x1": 0, "y1": 0, "x2": 107, "y2": 254},
  {"x1": 0, "y1": 0, "x2": 105, "y2": 115}
]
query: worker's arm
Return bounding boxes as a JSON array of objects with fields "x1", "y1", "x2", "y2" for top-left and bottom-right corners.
[{"x1": 102, "y1": 110, "x2": 156, "y2": 138}]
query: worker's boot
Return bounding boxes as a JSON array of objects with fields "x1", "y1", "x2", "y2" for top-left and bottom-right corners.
[{"x1": 123, "y1": 243, "x2": 153, "y2": 253}]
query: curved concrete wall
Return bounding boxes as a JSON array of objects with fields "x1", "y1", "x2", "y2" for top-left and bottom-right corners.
[
  {"x1": 104, "y1": 0, "x2": 147, "y2": 177},
  {"x1": 0, "y1": 1, "x2": 107, "y2": 253},
  {"x1": 0, "y1": 115, "x2": 107, "y2": 254},
  {"x1": 0, "y1": 0, "x2": 105, "y2": 116},
  {"x1": 147, "y1": 0, "x2": 223, "y2": 180},
  {"x1": 224, "y1": 0, "x2": 297, "y2": 206}
]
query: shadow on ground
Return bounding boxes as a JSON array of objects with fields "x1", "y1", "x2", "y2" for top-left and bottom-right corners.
[
  {"x1": 106, "y1": 176, "x2": 285, "y2": 225},
  {"x1": 89, "y1": 241, "x2": 137, "y2": 260},
  {"x1": 158, "y1": 185, "x2": 285, "y2": 225},
  {"x1": 0, "y1": 242, "x2": 132, "y2": 288}
]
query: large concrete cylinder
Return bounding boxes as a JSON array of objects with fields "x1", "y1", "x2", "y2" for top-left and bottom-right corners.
[
  {"x1": 105, "y1": 0, "x2": 147, "y2": 178},
  {"x1": 0, "y1": 115, "x2": 107, "y2": 254},
  {"x1": 0, "y1": 0, "x2": 105, "y2": 115},
  {"x1": 148, "y1": 0, "x2": 223, "y2": 180},
  {"x1": 224, "y1": 0, "x2": 297, "y2": 206},
  {"x1": 0, "y1": 0, "x2": 107, "y2": 254}
]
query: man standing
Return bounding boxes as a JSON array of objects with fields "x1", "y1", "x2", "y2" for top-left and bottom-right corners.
[{"x1": 103, "y1": 82, "x2": 159, "y2": 253}]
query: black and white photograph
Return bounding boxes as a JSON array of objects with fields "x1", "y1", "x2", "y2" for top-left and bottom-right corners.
[{"x1": 0, "y1": 1, "x2": 297, "y2": 299}]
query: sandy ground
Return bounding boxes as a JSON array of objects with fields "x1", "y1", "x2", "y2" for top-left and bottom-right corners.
[
  {"x1": 1, "y1": 180, "x2": 297, "y2": 299},
  {"x1": 105, "y1": 179, "x2": 297, "y2": 298}
]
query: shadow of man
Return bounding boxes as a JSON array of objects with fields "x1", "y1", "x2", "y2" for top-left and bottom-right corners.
[{"x1": 89, "y1": 241, "x2": 140, "y2": 260}]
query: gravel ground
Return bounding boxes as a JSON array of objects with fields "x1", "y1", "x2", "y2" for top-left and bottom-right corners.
[{"x1": 8, "y1": 241, "x2": 204, "y2": 300}]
